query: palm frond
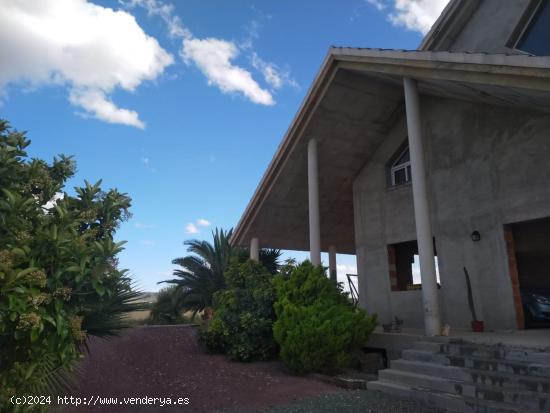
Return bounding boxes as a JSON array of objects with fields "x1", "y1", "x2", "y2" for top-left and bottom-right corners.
[
  {"x1": 159, "y1": 227, "x2": 234, "y2": 314},
  {"x1": 82, "y1": 284, "x2": 147, "y2": 338}
]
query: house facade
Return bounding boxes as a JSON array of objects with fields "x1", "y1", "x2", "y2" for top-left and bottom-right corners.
[{"x1": 231, "y1": 0, "x2": 550, "y2": 334}]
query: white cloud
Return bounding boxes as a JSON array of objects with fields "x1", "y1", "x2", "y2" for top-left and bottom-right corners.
[
  {"x1": 185, "y1": 222, "x2": 199, "y2": 234},
  {"x1": 0, "y1": 0, "x2": 173, "y2": 127},
  {"x1": 185, "y1": 218, "x2": 211, "y2": 234},
  {"x1": 70, "y1": 88, "x2": 145, "y2": 129},
  {"x1": 251, "y1": 53, "x2": 298, "y2": 91},
  {"x1": 366, "y1": 0, "x2": 450, "y2": 34},
  {"x1": 240, "y1": 19, "x2": 261, "y2": 50},
  {"x1": 196, "y1": 218, "x2": 211, "y2": 227},
  {"x1": 125, "y1": 0, "x2": 288, "y2": 105},
  {"x1": 140, "y1": 156, "x2": 156, "y2": 172},
  {"x1": 121, "y1": 0, "x2": 190, "y2": 39},
  {"x1": 366, "y1": 0, "x2": 387, "y2": 11},
  {"x1": 182, "y1": 38, "x2": 274, "y2": 106}
]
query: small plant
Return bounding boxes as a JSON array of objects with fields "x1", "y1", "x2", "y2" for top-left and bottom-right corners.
[
  {"x1": 199, "y1": 260, "x2": 278, "y2": 361},
  {"x1": 273, "y1": 261, "x2": 377, "y2": 374}
]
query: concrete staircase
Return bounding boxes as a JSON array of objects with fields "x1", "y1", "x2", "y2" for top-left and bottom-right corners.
[{"x1": 368, "y1": 340, "x2": 550, "y2": 412}]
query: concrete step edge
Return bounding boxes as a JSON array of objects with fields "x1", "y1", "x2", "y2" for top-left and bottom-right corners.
[
  {"x1": 368, "y1": 380, "x2": 538, "y2": 413},
  {"x1": 379, "y1": 368, "x2": 550, "y2": 403},
  {"x1": 446, "y1": 354, "x2": 550, "y2": 377},
  {"x1": 392, "y1": 359, "x2": 550, "y2": 390},
  {"x1": 440, "y1": 343, "x2": 550, "y2": 365},
  {"x1": 403, "y1": 349, "x2": 550, "y2": 377}
]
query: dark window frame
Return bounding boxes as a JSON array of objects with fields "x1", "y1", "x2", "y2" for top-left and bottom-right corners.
[{"x1": 508, "y1": 0, "x2": 550, "y2": 55}]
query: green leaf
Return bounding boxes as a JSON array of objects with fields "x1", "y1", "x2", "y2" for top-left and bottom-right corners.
[
  {"x1": 30, "y1": 328, "x2": 40, "y2": 342},
  {"x1": 11, "y1": 247, "x2": 27, "y2": 257},
  {"x1": 14, "y1": 267, "x2": 39, "y2": 280},
  {"x1": 42, "y1": 315, "x2": 56, "y2": 327}
]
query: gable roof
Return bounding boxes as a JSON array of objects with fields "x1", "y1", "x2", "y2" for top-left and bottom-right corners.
[{"x1": 231, "y1": 48, "x2": 550, "y2": 253}]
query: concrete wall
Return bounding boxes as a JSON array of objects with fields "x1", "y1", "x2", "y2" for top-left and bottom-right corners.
[
  {"x1": 353, "y1": 96, "x2": 550, "y2": 331},
  {"x1": 448, "y1": 0, "x2": 531, "y2": 54}
]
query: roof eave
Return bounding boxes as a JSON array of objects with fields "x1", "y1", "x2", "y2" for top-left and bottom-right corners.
[
  {"x1": 230, "y1": 51, "x2": 339, "y2": 247},
  {"x1": 231, "y1": 48, "x2": 550, "y2": 249}
]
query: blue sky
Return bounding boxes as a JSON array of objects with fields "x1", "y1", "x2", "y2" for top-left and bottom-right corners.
[{"x1": 0, "y1": 0, "x2": 448, "y2": 291}]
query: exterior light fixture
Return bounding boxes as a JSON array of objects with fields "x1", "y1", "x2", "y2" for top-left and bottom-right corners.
[{"x1": 471, "y1": 231, "x2": 481, "y2": 242}]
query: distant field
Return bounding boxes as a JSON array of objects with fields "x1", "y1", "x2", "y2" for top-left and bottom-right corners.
[{"x1": 126, "y1": 292, "x2": 158, "y2": 322}]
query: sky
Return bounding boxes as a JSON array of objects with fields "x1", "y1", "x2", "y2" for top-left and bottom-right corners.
[{"x1": 0, "y1": 0, "x2": 449, "y2": 291}]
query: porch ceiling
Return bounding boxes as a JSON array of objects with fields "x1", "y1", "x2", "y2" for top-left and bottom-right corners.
[{"x1": 232, "y1": 48, "x2": 550, "y2": 254}]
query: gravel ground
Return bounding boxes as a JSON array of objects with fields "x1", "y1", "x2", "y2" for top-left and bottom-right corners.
[
  {"x1": 53, "y1": 325, "x2": 340, "y2": 413},
  {"x1": 52, "y1": 325, "x2": 442, "y2": 413},
  {"x1": 220, "y1": 390, "x2": 445, "y2": 413}
]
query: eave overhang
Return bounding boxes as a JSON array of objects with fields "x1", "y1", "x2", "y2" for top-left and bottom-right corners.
[{"x1": 231, "y1": 48, "x2": 550, "y2": 254}]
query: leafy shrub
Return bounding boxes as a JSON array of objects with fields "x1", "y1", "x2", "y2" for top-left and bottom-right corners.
[
  {"x1": 0, "y1": 121, "x2": 142, "y2": 411},
  {"x1": 161, "y1": 228, "x2": 281, "y2": 317},
  {"x1": 199, "y1": 260, "x2": 277, "y2": 361},
  {"x1": 148, "y1": 286, "x2": 187, "y2": 325},
  {"x1": 273, "y1": 261, "x2": 377, "y2": 374}
]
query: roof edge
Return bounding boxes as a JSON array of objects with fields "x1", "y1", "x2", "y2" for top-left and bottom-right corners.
[
  {"x1": 230, "y1": 51, "x2": 339, "y2": 247},
  {"x1": 419, "y1": 0, "x2": 480, "y2": 51},
  {"x1": 231, "y1": 48, "x2": 550, "y2": 249}
]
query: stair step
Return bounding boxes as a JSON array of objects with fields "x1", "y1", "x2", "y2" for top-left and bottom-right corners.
[
  {"x1": 368, "y1": 380, "x2": 540, "y2": 413},
  {"x1": 402, "y1": 349, "x2": 550, "y2": 378},
  {"x1": 379, "y1": 369, "x2": 550, "y2": 411},
  {"x1": 391, "y1": 359, "x2": 550, "y2": 393},
  {"x1": 447, "y1": 355, "x2": 550, "y2": 379},
  {"x1": 441, "y1": 343, "x2": 550, "y2": 365},
  {"x1": 402, "y1": 349, "x2": 451, "y2": 364},
  {"x1": 413, "y1": 341, "x2": 444, "y2": 352}
]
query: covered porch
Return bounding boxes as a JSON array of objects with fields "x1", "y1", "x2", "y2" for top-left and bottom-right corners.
[{"x1": 231, "y1": 47, "x2": 550, "y2": 337}]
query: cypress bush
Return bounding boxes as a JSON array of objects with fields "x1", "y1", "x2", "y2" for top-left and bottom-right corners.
[{"x1": 273, "y1": 261, "x2": 377, "y2": 374}]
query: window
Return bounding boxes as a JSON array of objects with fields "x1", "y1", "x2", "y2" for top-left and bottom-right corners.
[
  {"x1": 390, "y1": 146, "x2": 411, "y2": 186},
  {"x1": 516, "y1": 0, "x2": 550, "y2": 55},
  {"x1": 387, "y1": 240, "x2": 440, "y2": 291}
]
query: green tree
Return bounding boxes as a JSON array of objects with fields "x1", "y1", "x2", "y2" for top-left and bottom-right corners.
[
  {"x1": 0, "y1": 121, "x2": 142, "y2": 411},
  {"x1": 161, "y1": 228, "x2": 233, "y2": 315},
  {"x1": 161, "y1": 228, "x2": 281, "y2": 315}
]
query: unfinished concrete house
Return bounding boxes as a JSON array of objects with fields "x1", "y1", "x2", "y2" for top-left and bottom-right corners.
[{"x1": 233, "y1": 1, "x2": 550, "y2": 411}]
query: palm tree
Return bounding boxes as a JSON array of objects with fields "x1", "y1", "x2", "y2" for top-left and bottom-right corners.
[
  {"x1": 160, "y1": 228, "x2": 233, "y2": 314},
  {"x1": 160, "y1": 228, "x2": 282, "y2": 315}
]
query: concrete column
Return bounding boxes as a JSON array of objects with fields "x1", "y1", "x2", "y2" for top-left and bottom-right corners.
[
  {"x1": 403, "y1": 77, "x2": 441, "y2": 337},
  {"x1": 328, "y1": 245, "x2": 337, "y2": 283},
  {"x1": 250, "y1": 237, "x2": 259, "y2": 262},
  {"x1": 308, "y1": 139, "x2": 321, "y2": 266}
]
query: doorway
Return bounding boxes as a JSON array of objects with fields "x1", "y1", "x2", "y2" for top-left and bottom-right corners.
[{"x1": 505, "y1": 217, "x2": 550, "y2": 329}]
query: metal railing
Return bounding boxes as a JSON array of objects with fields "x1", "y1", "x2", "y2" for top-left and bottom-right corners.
[{"x1": 346, "y1": 273, "x2": 359, "y2": 308}]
